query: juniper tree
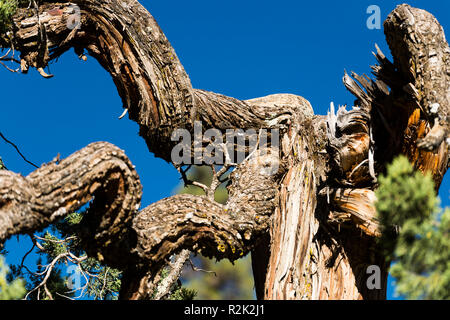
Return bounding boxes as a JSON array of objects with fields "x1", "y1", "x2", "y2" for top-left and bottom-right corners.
[{"x1": 0, "y1": 1, "x2": 448, "y2": 300}]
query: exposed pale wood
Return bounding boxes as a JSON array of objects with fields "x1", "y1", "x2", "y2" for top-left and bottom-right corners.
[{"x1": 330, "y1": 188, "x2": 380, "y2": 237}]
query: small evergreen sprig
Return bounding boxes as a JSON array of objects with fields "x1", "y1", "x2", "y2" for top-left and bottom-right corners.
[{"x1": 376, "y1": 156, "x2": 450, "y2": 299}]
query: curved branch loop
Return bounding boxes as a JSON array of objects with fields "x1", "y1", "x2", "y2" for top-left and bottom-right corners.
[{"x1": 0, "y1": 142, "x2": 142, "y2": 268}]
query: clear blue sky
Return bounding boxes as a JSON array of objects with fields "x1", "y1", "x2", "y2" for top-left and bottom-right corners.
[{"x1": 1, "y1": 0, "x2": 449, "y2": 300}]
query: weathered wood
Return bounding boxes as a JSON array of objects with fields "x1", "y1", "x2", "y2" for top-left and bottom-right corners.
[
  {"x1": 9, "y1": 1, "x2": 272, "y2": 161},
  {"x1": 384, "y1": 4, "x2": 450, "y2": 151}
]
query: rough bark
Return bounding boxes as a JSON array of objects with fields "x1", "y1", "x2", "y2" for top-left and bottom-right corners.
[
  {"x1": 0, "y1": 142, "x2": 142, "y2": 268},
  {"x1": 0, "y1": 2, "x2": 448, "y2": 300}
]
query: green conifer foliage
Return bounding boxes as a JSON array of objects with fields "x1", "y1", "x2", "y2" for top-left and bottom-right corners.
[
  {"x1": 0, "y1": 0, "x2": 29, "y2": 42},
  {"x1": 33, "y1": 212, "x2": 122, "y2": 300},
  {"x1": 0, "y1": 255, "x2": 26, "y2": 300},
  {"x1": 376, "y1": 156, "x2": 450, "y2": 299}
]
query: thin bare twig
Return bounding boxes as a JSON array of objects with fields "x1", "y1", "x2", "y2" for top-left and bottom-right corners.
[
  {"x1": 0, "y1": 45, "x2": 21, "y2": 71},
  {"x1": 24, "y1": 252, "x2": 69, "y2": 300},
  {"x1": 207, "y1": 143, "x2": 237, "y2": 200},
  {"x1": 0, "y1": 48, "x2": 11, "y2": 60},
  {"x1": 25, "y1": 234, "x2": 98, "y2": 300},
  {"x1": 187, "y1": 258, "x2": 217, "y2": 277},
  {"x1": 98, "y1": 267, "x2": 110, "y2": 299},
  {"x1": 34, "y1": 235, "x2": 77, "y2": 244},
  {"x1": 44, "y1": 284, "x2": 53, "y2": 300},
  {"x1": 154, "y1": 249, "x2": 190, "y2": 300},
  {"x1": 0, "y1": 60, "x2": 19, "y2": 73},
  {"x1": 0, "y1": 131, "x2": 39, "y2": 168},
  {"x1": 18, "y1": 239, "x2": 36, "y2": 274},
  {"x1": 177, "y1": 165, "x2": 210, "y2": 194},
  {"x1": 55, "y1": 292, "x2": 75, "y2": 300}
]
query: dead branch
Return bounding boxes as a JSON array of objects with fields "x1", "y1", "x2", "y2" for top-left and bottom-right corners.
[
  {"x1": 0, "y1": 1, "x2": 448, "y2": 300},
  {"x1": 154, "y1": 249, "x2": 190, "y2": 300}
]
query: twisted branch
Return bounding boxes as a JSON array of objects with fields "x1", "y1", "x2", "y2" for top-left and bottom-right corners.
[{"x1": 0, "y1": 141, "x2": 142, "y2": 268}]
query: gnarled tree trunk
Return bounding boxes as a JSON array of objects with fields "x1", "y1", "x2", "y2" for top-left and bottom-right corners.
[{"x1": 0, "y1": 1, "x2": 448, "y2": 299}]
